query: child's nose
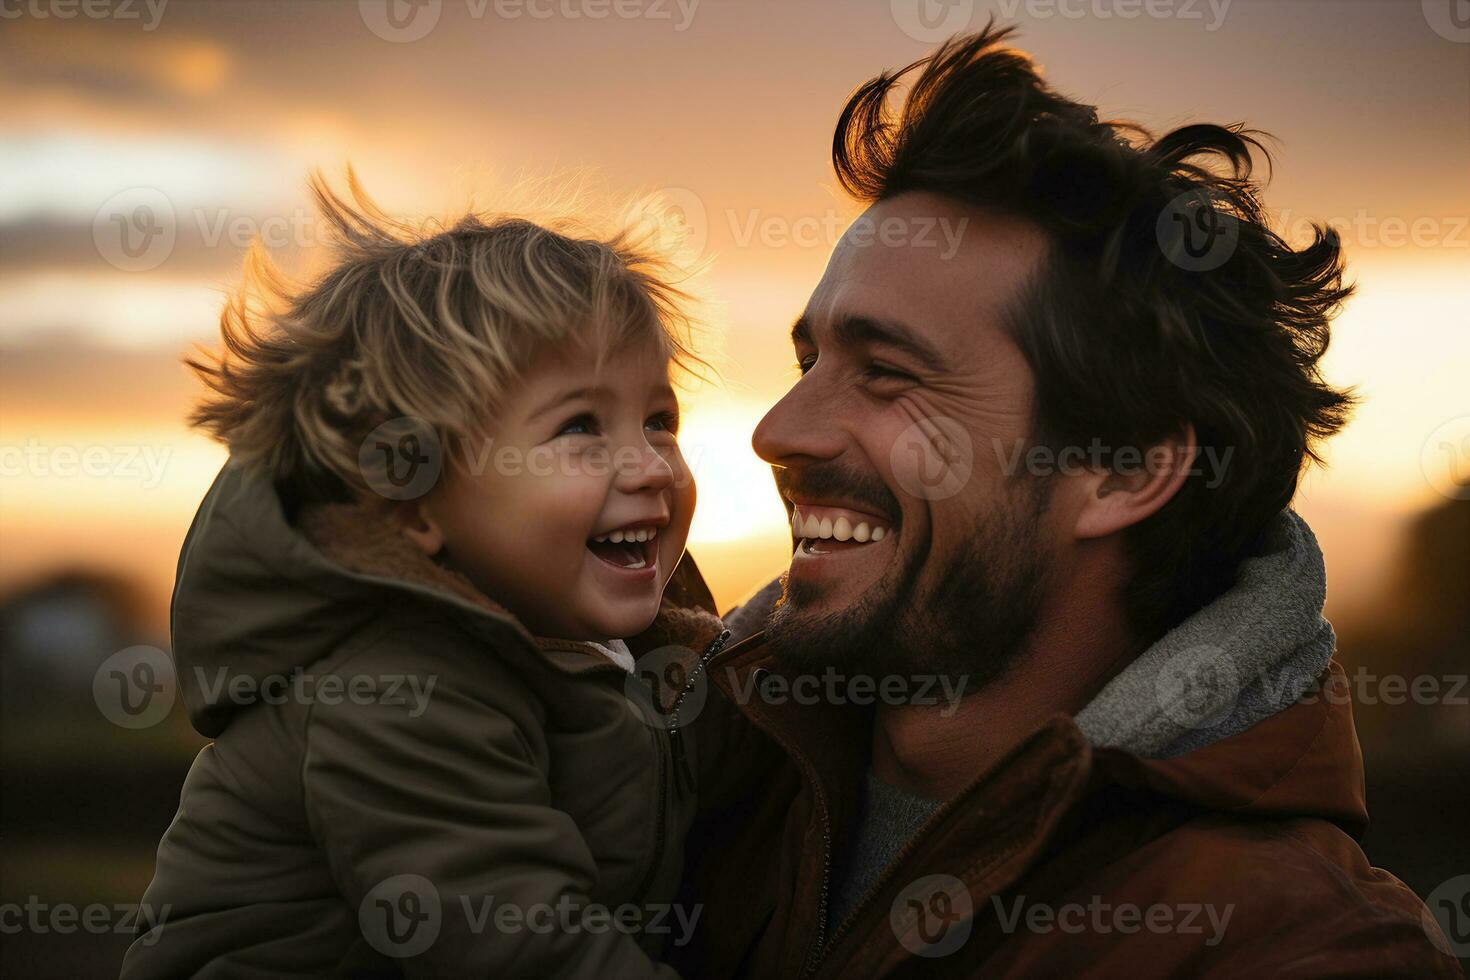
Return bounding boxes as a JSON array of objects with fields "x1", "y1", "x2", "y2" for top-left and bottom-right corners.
[{"x1": 614, "y1": 442, "x2": 676, "y2": 494}]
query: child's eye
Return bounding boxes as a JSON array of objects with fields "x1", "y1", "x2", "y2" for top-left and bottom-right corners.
[
  {"x1": 646, "y1": 411, "x2": 680, "y2": 436},
  {"x1": 558, "y1": 413, "x2": 600, "y2": 437}
]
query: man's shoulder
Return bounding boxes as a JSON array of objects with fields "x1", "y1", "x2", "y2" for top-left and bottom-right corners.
[
  {"x1": 1065, "y1": 812, "x2": 1459, "y2": 975},
  {"x1": 1110, "y1": 812, "x2": 1412, "y2": 909}
]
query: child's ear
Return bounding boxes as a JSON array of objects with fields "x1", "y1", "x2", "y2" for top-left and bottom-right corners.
[{"x1": 397, "y1": 499, "x2": 446, "y2": 558}]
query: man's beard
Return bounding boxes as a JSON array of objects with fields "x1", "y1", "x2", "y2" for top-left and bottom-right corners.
[{"x1": 763, "y1": 478, "x2": 1051, "y2": 696}]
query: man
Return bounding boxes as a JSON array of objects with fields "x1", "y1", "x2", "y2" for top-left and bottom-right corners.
[{"x1": 671, "y1": 26, "x2": 1462, "y2": 979}]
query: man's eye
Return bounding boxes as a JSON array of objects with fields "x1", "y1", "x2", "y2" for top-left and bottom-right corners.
[
  {"x1": 864, "y1": 362, "x2": 916, "y2": 383},
  {"x1": 558, "y1": 413, "x2": 599, "y2": 436},
  {"x1": 795, "y1": 354, "x2": 818, "y2": 375}
]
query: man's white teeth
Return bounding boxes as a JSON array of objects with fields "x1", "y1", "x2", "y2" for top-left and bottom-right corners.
[
  {"x1": 591, "y1": 527, "x2": 658, "y2": 544},
  {"x1": 790, "y1": 508, "x2": 891, "y2": 543}
]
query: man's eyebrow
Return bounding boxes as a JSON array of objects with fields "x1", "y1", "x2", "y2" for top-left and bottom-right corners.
[{"x1": 791, "y1": 313, "x2": 946, "y2": 372}]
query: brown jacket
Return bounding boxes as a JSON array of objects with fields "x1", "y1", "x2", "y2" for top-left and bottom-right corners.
[
  {"x1": 674, "y1": 640, "x2": 1463, "y2": 979},
  {"x1": 122, "y1": 462, "x2": 727, "y2": 979}
]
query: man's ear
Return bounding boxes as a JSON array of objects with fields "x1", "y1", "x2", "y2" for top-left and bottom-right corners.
[
  {"x1": 1073, "y1": 424, "x2": 1197, "y2": 541},
  {"x1": 398, "y1": 497, "x2": 446, "y2": 557}
]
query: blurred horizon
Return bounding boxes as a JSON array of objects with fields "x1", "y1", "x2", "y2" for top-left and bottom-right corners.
[{"x1": 3, "y1": 0, "x2": 1468, "y2": 625}]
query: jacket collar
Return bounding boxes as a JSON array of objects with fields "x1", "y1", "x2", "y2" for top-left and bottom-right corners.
[
  {"x1": 710, "y1": 634, "x2": 1367, "y2": 974},
  {"x1": 710, "y1": 627, "x2": 1367, "y2": 840},
  {"x1": 299, "y1": 494, "x2": 726, "y2": 673},
  {"x1": 172, "y1": 461, "x2": 724, "y2": 737}
]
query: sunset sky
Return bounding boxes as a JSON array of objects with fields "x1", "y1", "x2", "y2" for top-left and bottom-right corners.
[{"x1": 2, "y1": 0, "x2": 1467, "y2": 625}]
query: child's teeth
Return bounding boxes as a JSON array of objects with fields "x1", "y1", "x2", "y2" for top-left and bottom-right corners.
[{"x1": 596, "y1": 526, "x2": 658, "y2": 543}]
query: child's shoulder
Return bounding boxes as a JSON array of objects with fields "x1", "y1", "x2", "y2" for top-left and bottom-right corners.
[{"x1": 314, "y1": 608, "x2": 534, "y2": 702}]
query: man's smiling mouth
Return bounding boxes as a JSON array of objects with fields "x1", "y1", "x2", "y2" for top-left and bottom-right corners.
[{"x1": 789, "y1": 504, "x2": 896, "y2": 557}]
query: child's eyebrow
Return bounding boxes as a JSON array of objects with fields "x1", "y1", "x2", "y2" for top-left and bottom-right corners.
[
  {"x1": 527, "y1": 385, "x2": 609, "y2": 422},
  {"x1": 526, "y1": 382, "x2": 678, "y2": 422}
]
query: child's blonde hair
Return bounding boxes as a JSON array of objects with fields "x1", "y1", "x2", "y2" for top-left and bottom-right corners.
[{"x1": 188, "y1": 171, "x2": 705, "y2": 502}]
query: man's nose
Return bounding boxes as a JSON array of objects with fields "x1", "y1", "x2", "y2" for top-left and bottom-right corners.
[{"x1": 752, "y1": 375, "x2": 846, "y2": 467}]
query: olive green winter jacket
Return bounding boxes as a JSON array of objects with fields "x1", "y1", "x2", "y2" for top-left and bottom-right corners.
[{"x1": 121, "y1": 461, "x2": 728, "y2": 979}]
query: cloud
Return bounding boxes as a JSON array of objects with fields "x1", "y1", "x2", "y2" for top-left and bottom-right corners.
[{"x1": 1, "y1": 18, "x2": 233, "y2": 106}]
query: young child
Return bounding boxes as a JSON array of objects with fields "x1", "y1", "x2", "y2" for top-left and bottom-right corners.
[{"x1": 121, "y1": 176, "x2": 730, "y2": 979}]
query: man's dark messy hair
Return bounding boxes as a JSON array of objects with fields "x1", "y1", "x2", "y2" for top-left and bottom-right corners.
[{"x1": 832, "y1": 24, "x2": 1353, "y2": 637}]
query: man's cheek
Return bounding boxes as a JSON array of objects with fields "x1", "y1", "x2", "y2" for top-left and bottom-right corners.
[{"x1": 883, "y1": 414, "x2": 976, "y2": 504}]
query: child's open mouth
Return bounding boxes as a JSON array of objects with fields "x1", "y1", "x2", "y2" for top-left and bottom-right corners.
[{"x1": 586, "y1": 525, "x2": 658, "y2": 572}]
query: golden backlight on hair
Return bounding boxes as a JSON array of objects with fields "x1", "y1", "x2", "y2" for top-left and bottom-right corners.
[{"x1": 186, "y1": 169, "x2": 710, "y2": 501}]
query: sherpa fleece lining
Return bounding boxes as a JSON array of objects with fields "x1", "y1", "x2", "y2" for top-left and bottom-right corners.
[{"x1": 297, "y1": 500, "x2": 643, "y2": 672}]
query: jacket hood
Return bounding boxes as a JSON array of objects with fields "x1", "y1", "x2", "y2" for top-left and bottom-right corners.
[
  {"x1": 170, "y1": 461, "x2": 722, "y2": 737},
  {"x1": 1075, "y1": 509, "x2": 1336, "y2": 758},
  {"x1": 1076, "y1": 508, "x2": 1367, "y2": 830},
  {"x1": 1092, "y1": 658, "x2": 1367, "y2": 834}
]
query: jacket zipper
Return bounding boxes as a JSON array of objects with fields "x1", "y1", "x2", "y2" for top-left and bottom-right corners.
[
  {"x1": 630, "y1": 719, "x2": 669, "y2": 907},
  {"x1": 802, "y1": 824, "x2": 834, "y2": 976},
  {"x1": 667, "y1": 628, "x2": 731, "y2": 790},
  {"x1": 809, "y1": 789, "x2": 968, "y2": 973},
  {"x1": 743, "y1": 713, "x2": 831, "y2": 978},
  {"x1": 631, "y1": 628, "x2": 730, "y2": 905},
  {"x1": 668, "y1": 633, "x2": 837, "y2": 977}
]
